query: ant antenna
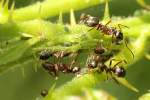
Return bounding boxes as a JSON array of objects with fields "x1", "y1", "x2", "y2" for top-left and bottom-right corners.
[
  {"x1": 117, "y1": 24, "x2": 134, "y2": 60},
  {"x1": 124, "y1": 39, "x2": 134, "y2": 60}
]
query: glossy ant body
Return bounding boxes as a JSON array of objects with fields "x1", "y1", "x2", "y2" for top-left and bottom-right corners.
[
  {"x1": 40, "y1": 89, "x2": 48, "y2": 97},
  {"x1": 87, "y1": 43, "x2": 126, "y2": 78},
  {"x1": 39, "y1": 50, "x2": 53, "y2": 60},
  {"x1": 98, "y1": 59, "x2": 126, "y2": 78},
  {"x1": 40, "y1": 49, "x2": 81, "y2": 77},
  {"x1": 80, "y1": 14, "x2": 134, "y2": 59},
  {"x1": 88, "y1": 55, "x2": 126, "y2": 79},
  {"x1": 88, "y1": 42, "x2": 113, "y2": 69},
  {"x1": 80, "y1": 14, "x2": 124, "y2": 44},
  {"x1": 42, "y1": 61, "x2": 80, "y2": 77}
]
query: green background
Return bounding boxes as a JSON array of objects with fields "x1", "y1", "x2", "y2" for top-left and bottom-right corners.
[{"x1": 0, "y1": 0, "x2": 150, "y2": 100}]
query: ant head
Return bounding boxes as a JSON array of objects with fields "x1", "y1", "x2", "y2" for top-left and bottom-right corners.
[
  {"x1": 88, "y1": 60, "x2": 97, "y2": 69},
  {"x1": 85, "y1": 16, "x2": 99, "y2": 27},
  {"x1": 39, "y1": 50, "x2": 52, "y2": 60},
  {"x1": 72, "y1": 67, "x2": 80, "y2": 73},
  {"x1": 79, "y1": 14, "x2": 89, "y2": 24},
  {"x1": 80, "y1": 13, "x2": 87, "y2": 20},
  {"x1": 115, "y1": 31, "x2": 123, "y2": 44},
  {"x1": 114, "y1": 67, "x2": 126, "y2": 77},
  {"x1": 41, "y1": 89, "x2": 48, "y2": 97}
]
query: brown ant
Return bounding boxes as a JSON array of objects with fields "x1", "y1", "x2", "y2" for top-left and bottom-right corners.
[
  {"x1": 80, "y1": 14, "x2": 124, "y2": 44},
  {"x1": 80, "y1": 14, "x2": 134, "y2": 59},
  {"x1": 98, "y1": 59, "x2": 127, "y2": 78},
  {"x1": 40, "y1": 89, "x2": 48, "y2": 97},
  {"x1": 88, "y1": 55, "x2": 127, "y2": 81},
  {"x1": 42, "y1": 60, "x2": 80, "y2": 77},
  {"x1": 40, "y1": 49, "x2": 81, "y2": 78},
  {"x1": 87, "y1": 42, "x2": 113, "y2": 69},
  {"x1": 87, "y1": 42, "x2": 126, "y2": 82}
]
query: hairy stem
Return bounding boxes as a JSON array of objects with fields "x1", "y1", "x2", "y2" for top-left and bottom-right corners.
[{"x1": 13, "y1": 0, "x2": 105, "y2": 21}]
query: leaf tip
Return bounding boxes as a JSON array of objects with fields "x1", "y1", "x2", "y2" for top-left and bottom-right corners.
[
  {"x1": 58, "y1": 11, "x2": 63, "y2": 24},
  {"x1": 103, "y1": 0, "x2": 110, "y2": 21},
  {"x1": 70, "y1": 9, "x2": 76, "y2": 26}
]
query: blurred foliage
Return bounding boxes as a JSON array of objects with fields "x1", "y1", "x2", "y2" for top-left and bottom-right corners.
[
  {"x1": 0, "y1": 0, "x2": 150, "y2": 100},
  {"x1": 139, "y1": 92, "x2": 150, "y2": 100}
]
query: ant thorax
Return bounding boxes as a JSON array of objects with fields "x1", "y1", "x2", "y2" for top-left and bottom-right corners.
[{"x1": 85, "y1": 16, "x2": 99, "y2": 27}]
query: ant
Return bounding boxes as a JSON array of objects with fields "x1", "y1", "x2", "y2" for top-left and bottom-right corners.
[
  {"x1": 80, "y1": 14, "x2": 134, "y2": 59},
  {"x1": 88, "y1": 55, "x2": 127, "y2": 81},
  {"x1": 87, "y1": 42, "x2": 126, "y2": 82},
  {"x1": 80, "y1": 14, "x2": 124, "y2": 44},
  {"x1": 98, "y1": 59, "x2": 126, "y2": 78},
  {"x1": 42, "y1": 60, "x2": 80, "y2": 77},
  {"x1": 40, "y1": 49, "x2": 81, "y2": 78},
  {"x1": 87, "y1": 42, "x2": 113, "y2": 69},
  {"x1": 40, "y1": 89, "x2": 48, "y2": 97}
]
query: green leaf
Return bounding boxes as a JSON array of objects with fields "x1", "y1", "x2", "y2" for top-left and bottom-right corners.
[
  {"x1": 0, "y1": 38, "x2": 39, "y2": 65},
  {"x1": 116, "y1": 77, "x2": 139, "y2": 92},
  {"x1": 139, "y1": 92, "x2": 150, "y2": 100}
]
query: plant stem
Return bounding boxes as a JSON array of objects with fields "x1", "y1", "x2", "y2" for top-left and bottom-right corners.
[{"x1": 13, "y1": 0, "x2": 105, "y2": 21}]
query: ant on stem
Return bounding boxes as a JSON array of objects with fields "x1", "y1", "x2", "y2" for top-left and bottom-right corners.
[
  {"x1": 87, "y1": 42, "x2": 127, "y2": 83},
  {"x1": 80, "y1": 14, "x2": 134, "y2": 59}
]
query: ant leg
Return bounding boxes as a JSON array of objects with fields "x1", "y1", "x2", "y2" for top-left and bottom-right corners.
[
  {"x1": 96, "y1": 24, "x2": 101, "y2": 30},
  {"x1": 118, "y1": 24, "x2": 129, "y2": 31},
  {"x1": 109, "y1": 59, "x2": 113, "y2": 67},
  {"x1": 69, "y1": 52, "x2": 79, "y2": 69},
  {"x1": 124, "y1": 39, "x2": 135, "y2": 60},
  {"x1": 88, "y1": 27, "x2": 96, "y2": 31},
  {"x1": 49, "y1": 72, "x2": 56, "y2": 77},
  {"x1": 88, "y1": 24, "x2": 100, "y2": 32},
  {"x1": 114, "y1": 60, "x2": 127, "y2": 67},
  {"x1": 57, "y1": 51, "x2": 63, "y2": 65},
  {"x1": 103, "y1": 70, "x2": 109, "y2": 81},
  {"x1": 69, "y1": 59, "x2": 76, "y2": 69},
  {"x1": 109, "y1": 59, "x2": 127, "y2": 67},
  {"x1": 117, "y1": 24, "x2": 134, "y2": 60},
  {"x1": 112, "y1": 77, "x2": 120, "y2": 84},
  {"x1": 111, "y1": 34, "x2": 115, "y2": 43}
]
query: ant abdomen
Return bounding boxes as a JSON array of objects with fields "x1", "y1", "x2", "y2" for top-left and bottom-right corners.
[
  {"x1": 40, "y1": 89, "x2": 48, "y2": 97},
  {"x1": 39, "y1": 50, "x2": 52, "y2": 60},
  {"x1": 112, "y1": 67, "x2": 126, "y2": 77}
]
